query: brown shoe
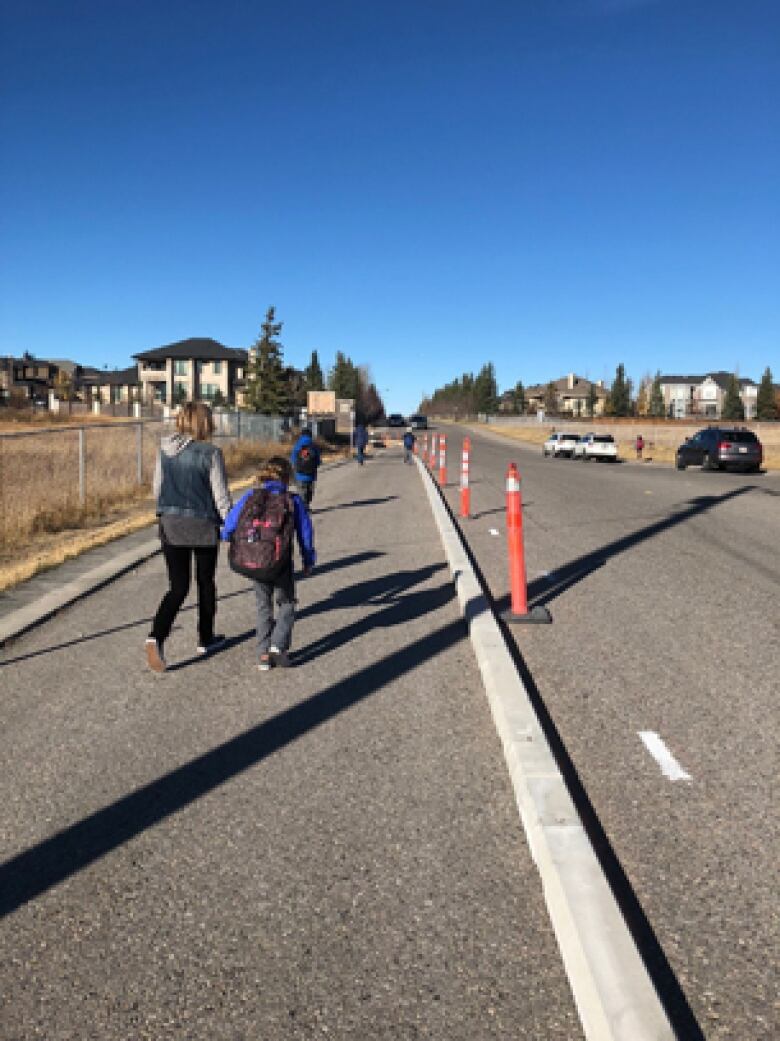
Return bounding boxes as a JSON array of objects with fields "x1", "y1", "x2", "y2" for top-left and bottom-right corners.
[{"x1": 145, "y1": 638, "x2": 166, "y2": 673}]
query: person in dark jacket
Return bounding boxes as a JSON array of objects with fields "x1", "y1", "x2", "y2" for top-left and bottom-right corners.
[
  {"x1": 146, "y1": 402, "x2": 232, "y2": 672},
  {"x1": 353, "y1": 423, "x2": 369, "y2": 465},
  {"x1": 222, "y1": 456, "x2": 316, "y2": 671},
  {"x1": 290, "y1": 427, "x2": 321, "y2": 506},
  {"x1": 402, "y1": 428, "x2": 416, "y2": 464}
]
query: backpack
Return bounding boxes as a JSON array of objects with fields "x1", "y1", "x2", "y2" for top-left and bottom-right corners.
[
  {"x1": 228, "y1": 488, "x2": 294, "y2": 581},
  {"x1": 294, "y1": 441, "x2": 318, "y2": 477}
]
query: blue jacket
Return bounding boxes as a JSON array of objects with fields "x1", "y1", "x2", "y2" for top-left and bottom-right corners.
[
  {"x1": 290, "y1": 433, "x2": 321, "y2": 484},
  {"x1": 353, "y1": 425, "x2": 368, "y2": 449},
  {"x1": 221, "y1": 481, "x2": 316, "y2": 568},
  {"x1": 403, "y1": 431, "x2": 416, "y2": 450}
]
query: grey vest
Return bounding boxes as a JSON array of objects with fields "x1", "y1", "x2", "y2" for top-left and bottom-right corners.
[{"x1": 157, "y1": 441, "x2": 220, "y2": 522}]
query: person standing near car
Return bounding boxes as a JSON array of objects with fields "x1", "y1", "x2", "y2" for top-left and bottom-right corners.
[
  {"x1": 145, "y1": 402, "x2": 232, "y2": 672},
  {"x1": 353, "y1": 423, "x2": 369, "y2": 465},
  {"x1": 291, "y1": 426, "x2": 321, "y2": 506}
]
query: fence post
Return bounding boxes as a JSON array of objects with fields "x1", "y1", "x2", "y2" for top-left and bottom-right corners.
[
  {"x1": 460, "y1": 436, "x2": 471, "y2": 517},
  {"x1": 438, "y1": 433, "x2": 447, "y2": 486},
  {"x1": 78, "y1": 427, "x2": 86, "y2": 507},
  {"x1": 505, "y1": 462, "x2": 551, "y2": 624},
  {"x1": 136, "y1": 423, "x2": 143, "y2": 485}
]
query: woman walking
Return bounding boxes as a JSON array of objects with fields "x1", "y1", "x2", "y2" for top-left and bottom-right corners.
[{"x1": 145, "y1": 402, "x2": 232, "y2": 672}]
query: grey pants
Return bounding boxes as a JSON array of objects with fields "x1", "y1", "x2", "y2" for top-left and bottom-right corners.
[{"x1": 253, "y1": 565, "x2": 296, "y2": 655}]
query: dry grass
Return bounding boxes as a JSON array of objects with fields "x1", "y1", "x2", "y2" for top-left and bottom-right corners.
[
  {"x1": 465, "y1": 420, "x2": 780, "y2": 470},
  {"x1": 0, "y1": 432, "x2": 346, "y2": 592},
  {"x1": 0, "y1": 409, "x2": 139, "y2": 433}
]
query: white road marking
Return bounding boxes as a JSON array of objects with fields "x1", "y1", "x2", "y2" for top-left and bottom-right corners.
[
  {"x1": 638, "y1": 731, "x2": 692, "y2": 782},
  {"x1": 489, "y1": 528, "x2": 500, "y2": 536}
]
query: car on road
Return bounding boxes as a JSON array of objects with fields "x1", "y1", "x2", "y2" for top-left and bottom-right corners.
[
  {"x1": 387, "y1": 413, "x2": 406, "y2": 428},
  {"x1": 675, "y1": 427, "x2": 763, "y2": 472},
  {"x1": 409, "y1": 414, "x2": 428, "y2": 430},
  {"x1": 542, "y1": 432, "x2": 565, "y2": 457},
  {"x1": 573, "y1": 433, "x2": 618, "y2": 462}
]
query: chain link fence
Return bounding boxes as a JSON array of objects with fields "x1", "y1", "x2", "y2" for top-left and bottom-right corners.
[
  {"x1": 0, "y1": 420, "x2": 172, "y2": 548},
  {"x1": 0, "y1": 412, "x2": 338, "y2": 548}
]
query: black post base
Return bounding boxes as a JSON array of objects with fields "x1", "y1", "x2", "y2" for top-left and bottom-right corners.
[{"x1": 504, "y1": 604, "x2": 553, "y2": 625}]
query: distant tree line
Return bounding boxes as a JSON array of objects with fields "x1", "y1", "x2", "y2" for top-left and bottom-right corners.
[
  {"x1": 243, "y1": 306, "x2": 386, "y2": 424},
  {"x1": 418, "y1": 363, "x2": 499, "y2": 418},
  {"x1": 420, "y1": 360, "x2": 778, "y2": 421}
]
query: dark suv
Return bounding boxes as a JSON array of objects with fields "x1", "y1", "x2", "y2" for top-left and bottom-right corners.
[{"x1": 675, "y1": 427, "x2": 762, "y2": 473}]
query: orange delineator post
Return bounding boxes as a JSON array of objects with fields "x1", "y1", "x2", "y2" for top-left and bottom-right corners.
[
  {"x1": 438, "y1": 434, "x2": 447, "y2": 485},
  {"x1": 430, "y1": 433, "x2": 438, "y2": 468},
  {"x1": 421, "y1": 433, "x2": 428, "y2": 462},
  {"x1": 460, "y1": 436, "x2": 471, "y2": 517},
  {"x1": 505, "y1": 462, "x2": 552, "y2": 623},
  {"x1": 506, "y1": 462, "x2": 527, "y2": 615}
]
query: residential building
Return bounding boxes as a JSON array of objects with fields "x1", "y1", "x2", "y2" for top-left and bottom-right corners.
[
  {"x1": 660, "y1": 372, "x2": 758, "y2": 419},
  {"x1": 525, "y1": 373, "x2": 608, "y2": 417},
  {"x1": 0, "y1": 355, "x2": 60, "y2": 403},
  {"x1": 133, "y1": 338, "x2": 248, "y2": 406},
  {"x1": 79, "y1": 366, "x2": 140, "y2": 405}
]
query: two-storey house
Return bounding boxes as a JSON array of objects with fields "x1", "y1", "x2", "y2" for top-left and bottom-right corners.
[{"x1": 133, "y1": 338, "x2": 248, "y2": 406}]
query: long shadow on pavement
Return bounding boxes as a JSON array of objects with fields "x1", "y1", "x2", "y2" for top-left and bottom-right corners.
[
  {"x1": 312, "y1": 496, "x2": 398, "y2": 515},
  {"x1": 491, "y1": 486, "x2": 754, "y2": 613},
  {"x1": 0, "y1": 551, "x2": 386, "y2": 668},
  {"x1": 0, "y1": 605, "x2": 468, "y2": 918}
]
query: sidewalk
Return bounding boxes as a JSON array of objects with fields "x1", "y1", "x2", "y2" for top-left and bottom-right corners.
[{"x1": 0, "y1": 447, "x2": 583, "y2": 1040}]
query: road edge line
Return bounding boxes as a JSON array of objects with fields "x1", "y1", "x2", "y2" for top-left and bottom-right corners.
[{"x1": 415, "y1": 456, "x2": 674, "y2": 1041}]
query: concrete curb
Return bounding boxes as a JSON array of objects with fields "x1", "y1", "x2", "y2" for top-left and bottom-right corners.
[
  {"x1": 415, "y1": 456, "x2": 674, "y2": 1041},
  {"x1": 0, "y1": 536, "x2": 161, "y2": 647}
]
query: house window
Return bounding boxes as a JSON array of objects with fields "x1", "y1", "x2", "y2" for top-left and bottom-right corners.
[
  {"x1": 212, "y1": 360, "x2": 222, "y2": 375},
  {"x1": 174, "y1": 360, "x2": 188, "y2": 376},
  {"x1": 201, "y1": 383, "x2": 215, "y2": 400},
  {"x1": 174, "y1": 381, "x2": 188, "y2": 401}
]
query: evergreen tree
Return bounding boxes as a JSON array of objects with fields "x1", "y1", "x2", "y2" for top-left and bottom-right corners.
[
  {"x1": 756, "y1": 367, "x2": 777, "y2": 420},
  {"x1": 587, "y1": 382, "x2": 599, "y2": 418},
  {"x1": 721, "y1": 373, "x2": 745, "y2": 421},
  {"x1": 329, "y1": 351, "x2": 360, "y2": 401},
  {"x1": 304, "y1": 350, "x2": 324, "y2": 392},
  {"x1": 473, "y1": 362, "x2": 498, "y2": 414},
  {"x1": 607, "y1": 363, "x2": 631, "y2": 417},
  {"x1": 244, "y1": 306, "x2": 290, "y2": 413},
  {"x1": 357, "y1": 381, "x2": 385, "y2": 425},
  {"x1": 544, "y1": 381, "x2": 558, "y2": 415},
  {"x1": 513, "y1": 380, "x2": 526, "y2": 415},
  {"x1": 649, "y1": 371, "x2": 665, "y2": 418}
]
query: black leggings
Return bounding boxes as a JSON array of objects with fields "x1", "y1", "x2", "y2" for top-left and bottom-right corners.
[{"x1": 150, "y1": 544, "x2": 218, "y2": 645}]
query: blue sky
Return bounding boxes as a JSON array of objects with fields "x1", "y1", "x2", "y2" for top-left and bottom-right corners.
[{"x1": 1, "y1": 0, "x2": 778, "y2": 414}]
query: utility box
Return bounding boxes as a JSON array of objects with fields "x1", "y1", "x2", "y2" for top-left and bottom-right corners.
[{"x1": 307, "y1": 390, "x2": 336, "y2": 415}]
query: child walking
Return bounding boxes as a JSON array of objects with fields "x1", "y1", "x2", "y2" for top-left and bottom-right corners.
[{"x1": 222, "y1": 457, "x2": 315, "y2": 671}]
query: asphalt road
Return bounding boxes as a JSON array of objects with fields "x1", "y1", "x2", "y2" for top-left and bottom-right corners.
[
  {"x1": 431, "y1": 422, "x2": 780, "y2": 1041},
  {"x1": 0, "y1": 451, "x2": 585, "y2": 1040}
]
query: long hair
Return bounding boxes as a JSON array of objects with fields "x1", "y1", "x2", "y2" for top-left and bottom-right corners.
[{"x1": 176, "y1": 402, "x2": 213, "y2": 441}]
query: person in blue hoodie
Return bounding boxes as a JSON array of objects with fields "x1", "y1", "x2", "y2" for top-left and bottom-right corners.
[
  {"x1": 290, "y1": 426, "x2": 321, "y2": 506},
  {"x1": 222, "y1": 456, "x2": 315, "y2": 671}
]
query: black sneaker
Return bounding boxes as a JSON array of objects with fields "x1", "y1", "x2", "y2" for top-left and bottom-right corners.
[
  {"x1": 196, "y1": 634, "x2": 227, "y2": 656},
  {"x1": 269, "y1": 645, "x2": 292, "y2": 668}
]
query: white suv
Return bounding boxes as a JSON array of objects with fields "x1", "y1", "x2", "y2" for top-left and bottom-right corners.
[
  {"x1": 543, "y1": 433, "x2": 565, "y2": 457},
  {"x1": 543, "y1": 431, "x2": 581, "y2": 458},
  {"x1": 573, "y1": 433, "x2": 618, "y2": 462}
]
